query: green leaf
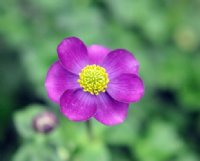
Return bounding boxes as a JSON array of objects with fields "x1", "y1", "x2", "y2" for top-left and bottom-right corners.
[
  {"x1": 13, "y1": 104, "x2": 47, "y2": 139},
  {"x1": 73, "y1": 142, "x2": 110, "y2": 161},
  {"x1": 13, "y1": 142, "x2": 69, "y2": 161},
  {"x1": 102, "y1": 106, "x2": 145, "y2": 146},
  {"x1": 134, "y1": 120, "x2": 184, "y2": 161}
]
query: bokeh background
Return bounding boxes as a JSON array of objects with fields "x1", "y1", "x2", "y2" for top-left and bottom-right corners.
[{"x1": 0, "y1": 0, "x2": 200, "y2": 161}]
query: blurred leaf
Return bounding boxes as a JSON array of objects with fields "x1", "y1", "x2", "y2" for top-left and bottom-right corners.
[
  {"x1": 74, "y1": 142, "x2": 110, "y2": 161},
  {"x1": 102, "y1": 106, "x2": 145, "y2": 146},
  {"x1": 134, "y1": 120, "x2": 184, "y2": 161},
  {"x1": 12, "y1": 142, "x2": 69, "y2": 161},
  {"x1": 13, "y1": 104, "x2": 46, "y2": 139},
  {"x1": 175, "y1": 149, "x2": 199, "y2": 161}
]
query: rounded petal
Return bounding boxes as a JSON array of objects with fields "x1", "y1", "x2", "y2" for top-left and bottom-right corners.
[
  {"x1": 57, "y1": 37, "x2": 89, "y2": 74},
  {"x1": 102, "y1": 49, "x2": 139, "y2": 79},
  {"x1": 87, "y1": 45, "x2": 110, "y2": 64},
  {"x1": 107, "y1": 74, "x2": 144, "y2": 103},
  {"x1": 60, "y1": 89, "x2": 97, "y2": 121},
  {"x1": 45, "y1": 61, "x2": 80, "y2": 104},
  {"x1": 94, "y1": 92, "x2": 129, "y2": 126}
]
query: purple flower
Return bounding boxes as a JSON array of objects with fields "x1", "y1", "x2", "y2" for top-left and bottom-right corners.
[
  {"x1": 33, "y1": 111, "x2": 58, "y2": 134},
  {"x1": 45, "y1": 37, "x2": 144, "y2": 126}
]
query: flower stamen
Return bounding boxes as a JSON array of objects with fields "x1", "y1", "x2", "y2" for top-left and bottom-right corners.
[{"x1": 77, "y1": 65, "x2": 109, "y2": 95}]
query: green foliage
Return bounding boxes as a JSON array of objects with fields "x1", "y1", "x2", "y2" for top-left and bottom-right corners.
[
  {"x1": 135, "y1": 121, "x2": 184, "y2": 161},
  {"x1": 14, "y1": 104, "x2": 46, "y2": 139},
  {"x1": 13, "y1": 143, "x2": 62, "y2": 161},
  {"x1": 73, "y1": 142, "x2": 110, "y2": 161}
]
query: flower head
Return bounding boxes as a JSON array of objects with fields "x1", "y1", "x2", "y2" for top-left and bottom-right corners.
[{"x1": 45, "y1": 37, "x2": 144, "y2": 126}]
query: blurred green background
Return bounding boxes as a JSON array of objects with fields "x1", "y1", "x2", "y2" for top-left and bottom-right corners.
[{"x1": 0, "y1": 0, "x2": 200, "y2": 161}]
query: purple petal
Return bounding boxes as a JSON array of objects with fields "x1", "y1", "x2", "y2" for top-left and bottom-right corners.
[
  {"x1": 57, "y1": 37, "x2": 89, "y2": 74},
  {"x1": 94, "y1": 92, "x2": 129, "y2": 126},
  {"x1": 102, "y1": 49, "x2": 139, "y2": 79},
  {"x1": 60, "y1": 89, "x2": 97, "y2": 121},
  {"x1": 45, "y1": 61, "x2": 80, "y2": 104},
  {"x1": 107, "y1": 74, "x2": 144, "y2": 103},
  {"x1": 87, "y1": 45, "x2": 110, "y2": 64}
]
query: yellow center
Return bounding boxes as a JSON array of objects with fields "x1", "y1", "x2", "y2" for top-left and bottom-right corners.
[{"x1": 77, "y1": 65, "x2": 109, "y2": 95}]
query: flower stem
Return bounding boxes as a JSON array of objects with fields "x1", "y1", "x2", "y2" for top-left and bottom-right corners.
[{"x1": 86, "y1": 120, "x2": 93, "y2": 140}]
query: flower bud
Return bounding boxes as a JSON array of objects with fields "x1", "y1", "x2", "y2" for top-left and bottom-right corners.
[{"x1": 33, "y1": 111, "x2": 58, "y2": 134}]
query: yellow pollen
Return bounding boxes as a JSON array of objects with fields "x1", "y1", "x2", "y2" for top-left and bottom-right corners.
[{"x1": 77, "y1": 65, "x2": 109, "y2": 95}]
